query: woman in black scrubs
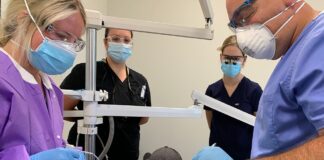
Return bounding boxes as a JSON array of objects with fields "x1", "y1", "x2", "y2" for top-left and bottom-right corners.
[{"x1": 61, "y1": 28, "x2": 151, "y2": 160}]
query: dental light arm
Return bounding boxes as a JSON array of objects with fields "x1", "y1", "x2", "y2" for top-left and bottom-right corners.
[
  {"x1": 102, "y1": 16, "x2": 213, "y2": 40},
  {"x1": 64, "y1": 104, "x2": 202, "y2": 118},
  {"x1": 61, "y1": 89, "x2": 108, "y2": 102},
  {"x1": 199, "y1": 0, "x2": 214, "y2": 27},
  {"x1": 191, "y1": 90, "x2": 256, "y2": 126},
  {"x1": 63, "y1": 90, "x2": 255, "y2": 126},
  {"x1": 85, "y1": 9, "x2": 214, "y2": 40}
]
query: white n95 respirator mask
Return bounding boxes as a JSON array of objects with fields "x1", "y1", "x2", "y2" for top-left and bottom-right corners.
[
  {"x1": 235, "y1": 1, "x2": 305, "y2": 60},
  {"x1": 236, "y1": 24, "x2": 276, "y2": 59}
]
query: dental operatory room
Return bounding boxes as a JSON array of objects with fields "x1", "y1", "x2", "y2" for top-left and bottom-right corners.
[{"x1": 2, "y1": 0, "x2": 324, "y2": 160}]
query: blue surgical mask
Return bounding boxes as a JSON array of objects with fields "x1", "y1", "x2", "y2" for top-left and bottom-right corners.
[
  {"x1": 28, "y1": 38, "x2": 76, "y2": 75},
  {"x1": 24, "y1": 0, "x2": 77, "y2": 75},
  {"x1": 107, "y1": 42, "x2": 132, "y2": 63},
  {"x1": 221, "y1": 62, "x2": 241, "y2": 78}
]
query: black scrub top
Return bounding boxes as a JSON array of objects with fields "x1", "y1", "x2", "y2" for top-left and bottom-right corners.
[
  {"x1": 60, "y1": 60, "x2": 151, "y2": 160},
  {"x1": 204, "y1": 77, "x2": 262, "y2": 160}
]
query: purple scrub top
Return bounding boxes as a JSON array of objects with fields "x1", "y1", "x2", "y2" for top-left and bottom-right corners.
[{"x1": 0, "y1": 49, "x2": 65, "y2": 160}]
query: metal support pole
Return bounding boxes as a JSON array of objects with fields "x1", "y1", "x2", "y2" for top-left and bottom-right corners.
[{"x1": 84, "y1": 28, "x2": 97, "y2": 160}]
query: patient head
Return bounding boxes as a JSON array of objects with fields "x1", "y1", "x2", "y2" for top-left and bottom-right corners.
[{"x1": 143, "y1": 146, "x2": 182, "y2": 160}]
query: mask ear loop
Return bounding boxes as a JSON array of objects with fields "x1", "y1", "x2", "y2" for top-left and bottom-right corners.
[
  {"x1": 262, "y1": 0, "x2": 305, "y2": 36},
  {"x1": 273, "y1": 2, "x2": 305, "y2": 36},
  {"x1": 23, "y1": 0, "x2": 46, "y2": 40}
]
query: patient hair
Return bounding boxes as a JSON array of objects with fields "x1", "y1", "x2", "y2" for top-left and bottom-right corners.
[{"x1": 143, "y1": 146, "x2": 182, "y2": 160}]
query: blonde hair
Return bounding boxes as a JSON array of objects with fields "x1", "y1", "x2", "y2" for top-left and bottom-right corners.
[
  {"x1": 0, "y1": 0, "x2": 86, "y2": 63},
  {"x1": 218, "y1": 35, "x2": 245, "y2": 56}
]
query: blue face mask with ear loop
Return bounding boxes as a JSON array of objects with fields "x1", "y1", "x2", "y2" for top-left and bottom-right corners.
[
  {"x1": 24, "y1": 0, "x2": 77, "y2": 75},
  {"x1": 107, "y1": 42, "x2": 133, "y2": 63},
  {"x1": 28, "y1": 39, "x2": 77, "y2": 75},
  {"x1": 221, "y1": 61, "x2": 242, "y2": 78}
]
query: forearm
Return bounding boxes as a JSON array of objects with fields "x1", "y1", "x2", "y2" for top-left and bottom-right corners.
[
  {"x1": 63, "y1": 95, "x2": 80, "y2": 121},
  {"x1": 205, "y1": 111, "x2": 212, "y2": 129},
  {"x1": 258, "y1": 129, "x2": 324, "y2": 160}
]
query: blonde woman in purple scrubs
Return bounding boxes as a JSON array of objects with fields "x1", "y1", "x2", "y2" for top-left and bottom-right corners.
[{"x1": 0, "y1": 0, "x2": 86, "y2": 159}]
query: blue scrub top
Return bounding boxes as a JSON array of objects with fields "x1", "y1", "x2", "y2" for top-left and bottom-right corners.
[
  {"x1": 0, "y1": 49, "x2": 65, "y2": 160},
  {"x1": 205, "y1": 77, "x2": 262, "y2": 160},
  {"x1": 252, "y1": 12, "x2": 324, "y2": 158}
]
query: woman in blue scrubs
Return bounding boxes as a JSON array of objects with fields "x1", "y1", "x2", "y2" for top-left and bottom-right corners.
[{"x1": 204, "y1": 35, "x2": 262, "y2": 160}]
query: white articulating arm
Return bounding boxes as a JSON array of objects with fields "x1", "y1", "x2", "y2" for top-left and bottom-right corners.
[
  {"x1": 86, "y1": 9, "x2": 102, "y2": 29},
  {"x1": 102, "y1": 16, "x2": 214, "y2": 40},
  {"x1": 63, "y1": 89, "x2": 255, "y2": 125},
  {"x1": 62, "y1": 88, "x2": 201, "y2": 118},
  {"x1": 61, "y1": 89, "x2": 108, "y2": 102},
  {"x1": 85, "y1": 4, "x2": 214, "y2": 40},
  {"x1": 64, "y1": 105, "x2": 202, "y2": 118},
  {"x1": 199, "y1": 0, "x2": 214, "y2": 27},
  {"x1": 191, "y1": 90, "x2": 256, "y2": 126}
]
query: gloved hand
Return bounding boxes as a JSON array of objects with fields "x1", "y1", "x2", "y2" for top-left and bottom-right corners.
[
  {"x1": 192, "y1": 144, "x2": 233, "y2": 160},
  {"x1": 30, "y1": 147, "x2": 85, "y2": 160}
]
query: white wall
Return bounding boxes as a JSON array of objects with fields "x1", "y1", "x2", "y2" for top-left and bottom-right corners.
[{"x1": 1, "y1": 0, "x2": 323, "y2": 159}]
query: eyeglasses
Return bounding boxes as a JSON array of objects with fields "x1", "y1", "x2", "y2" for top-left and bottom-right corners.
[
  {"x1": 228, "y1": 0, "x2": 257, "y2": 31},
  {"x1": 45, "y1": 24, "x2": 85, "y2": 52},
  {"x1": 221, "y1": 54, "x2": 245, "y2": 65},
  {"x1": 106, "y1": 35, "x2": 133, "y2": 45}
]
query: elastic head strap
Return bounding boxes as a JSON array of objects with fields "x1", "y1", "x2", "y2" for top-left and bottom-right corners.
[{"x1": 23, "y1": 0, "x2": 45, "y2": 39}]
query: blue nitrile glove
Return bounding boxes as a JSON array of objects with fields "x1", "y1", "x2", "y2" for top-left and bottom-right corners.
[
  {"x1": 30, "y1": 147, "x2": 85, "y2": 160},
  {"x1": 192, "y1": 145, "x2": 233, "y2": 160}
]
